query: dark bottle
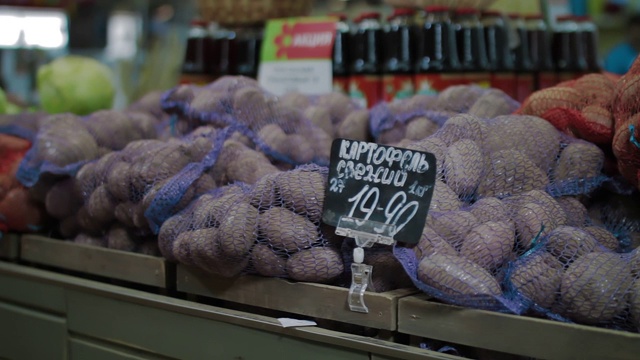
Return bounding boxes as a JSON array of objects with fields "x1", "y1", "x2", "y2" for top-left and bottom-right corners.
[
  {"x1": 382, "y1": 8, "x2": 417, "y2": 102},
  {"x1": 482, "y1": 10, "x2": 516, "y2": 98},
  {"x1": 212, "y1": 27, "x2": 238, "y2": 78},
  {"x1": 509, "y1": 13, "x2": 535, "y2": 102},
  {"x1": 180, "y1": 20, "x2": 216, "y2": 84},
  {"x1": 553, "y1": 15, "x2": 587, "y2": 82},
  {"x1": 454, "y1": 8, "x2": 491, "y2": 87},
  {"x1": 349, "y1": 12, "x2": 383, "y2": 108},
  {"x1": 576, "y1": 16, "x2": 601, "y2": 73},
  {"x1": 331, "y1": 13, "x2": 351, "y2": 94},
  {"x1": 234, "y1": 26, "x2": 262, "y2": 79},
  {"x1": 525, "y1": 14, "x2": 557, "y2": 90},
  {"x1": 414, "y1": 6, "x2": 461, "y2": 95}
]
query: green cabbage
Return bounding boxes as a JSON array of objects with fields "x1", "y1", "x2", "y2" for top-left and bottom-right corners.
[
  {"x1": 37, "y1": 55, "x2": 115, "y2": 115},
  {"x1": 0, "y1": 87, "x2": 6, "y2": 114}
]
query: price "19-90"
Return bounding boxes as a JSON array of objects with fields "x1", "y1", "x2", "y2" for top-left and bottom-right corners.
[{"x1": 347, "y1": 185, "x2": 419, "y2": 237}]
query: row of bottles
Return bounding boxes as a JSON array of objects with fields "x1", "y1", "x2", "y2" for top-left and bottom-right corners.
[
  {"x1": 337, "y1": 7, "x2": 600, "y2": 107},
  {"x1": 180, "y1": 21, "x2": 263, "y2": 84},
  {"x1": 180, "y1": 8, "x2": 600, "y2": 107}
]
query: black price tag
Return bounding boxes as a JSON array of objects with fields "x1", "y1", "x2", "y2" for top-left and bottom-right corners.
[{"x1": 322, "y1": 139, "x2": 437, "y2": 245}]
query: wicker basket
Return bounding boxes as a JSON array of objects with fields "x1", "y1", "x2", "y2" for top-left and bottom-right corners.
[{"x1": 197, "y1": 0, "x2": 315, "y2": 26}]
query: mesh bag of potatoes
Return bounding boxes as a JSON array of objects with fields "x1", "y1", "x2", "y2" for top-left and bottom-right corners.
[
  {"x1": 52, "y1": 125, "x2": 233, "y2": 254},
  {"x1": 161, "y1": 76, "x2": 364, "y2": 166},
  {"x1": 612, "y1": 58, "x2": 640, "y2": 191},
  {"x1": 370, "y1": 85, "x2": 520, "y2": 146},
  {"x1": 158, "y1": 165, "x2": 351, "y2": 284},
  {"x1": 390, "y1": 112, "x2": 630, "y2": 323}
]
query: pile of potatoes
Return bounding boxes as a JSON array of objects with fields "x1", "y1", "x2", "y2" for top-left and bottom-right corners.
[
  {"x1": 163, "y1": 76, "x2": 364, "y2": 166},
  {"x1": 158, "y1": 166, "x2": 348, "y2": 283},
  {"x1": 373, "y1": 86, "x2": 519, "y2": 147}
]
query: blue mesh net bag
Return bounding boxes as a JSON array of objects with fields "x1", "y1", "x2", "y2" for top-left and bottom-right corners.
[
  {"x1": 391, "y1": 112, "x2": 625, "y2": 321},
  {"x1": 161, "y1": 76, "x2": 364, "y2": 167},
  {"x1": 369, "y1": 85, "x2": 520, "y2": 146},
  {"x1": 158, "y1": 164, "x2": 348, "y2": 283}
]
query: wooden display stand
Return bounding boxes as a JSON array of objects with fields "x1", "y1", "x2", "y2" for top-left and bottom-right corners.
[
  {"x1": 0, "y1": 233, "x2": 19, "y2": 260},
  {"x1": 20, "y1": 235, "x2": 173, "y2": 289},
  {"x1": 397, "y1": 294, "x2": 640, "y2": 360},
  {"x1": 0, "y1": 261, "x2": 459, "y2": 360},
  {"x1": 177, "y1": 265, "x2": 416, "y2": 331}
]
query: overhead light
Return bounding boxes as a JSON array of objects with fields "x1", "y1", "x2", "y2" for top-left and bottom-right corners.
[
  {"x1": 0, "y1": 7, "x2": 67, "y2": 49},
  {"x1": 0, "y1": 15, "x2": 21, "y2": 46}
]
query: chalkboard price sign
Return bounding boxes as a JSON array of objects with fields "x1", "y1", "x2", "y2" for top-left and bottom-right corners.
[{"x1": 322, "y1": 139, "x2": 437, "y2": 245}]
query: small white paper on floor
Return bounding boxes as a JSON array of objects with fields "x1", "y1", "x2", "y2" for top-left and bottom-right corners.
[{"x1": 277, "y1": 318, "x2": 317, "y2": 328}]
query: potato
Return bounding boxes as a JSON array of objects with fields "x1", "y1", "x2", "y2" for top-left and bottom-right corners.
[
  {"x1": 509, "y1": 190, "x2": 567, "y2": 224},
  {"x1": 417, "y1": 253, "x2": 502, "y2": 296},
  {"x1": 467, "y1": 89, "x2": 518, "y2": 119},
  {"x1": 77, "y1": 206, "x2": 104, "y2": 235},
  {"x1": 249, "y1": 172, "x2": 280, "y2": 210},
  {"x1": 169, "y1": 84, "x2": 196, "y2": 103},
  {"x1": 512, "y1": 202, "x2": 560, "y2": 249},
  {"x1": 477, "y1": 150, "x2": 549, "y2": 198},
  {"x1": 429, "y1": 211, "x2": 480, "y2": 249},
  {"x1": 74, "y1": 233, "x2": 107, "y2": 248},
  {"x1": 217, "y1": 202, "x2": 258, "y2": 257},
  {"x1": 430, "y1": 180, "x2": 462, "y2": 212},
  {"x1": 36, "y1": 115, "x2": 99, "y2": 166},
  {"x1": 158, "y1": 213, "x2": 186, "y2": 261},
  {"x1": 485, "y1": 115, "x2": 561, "y2": 170},
  {"x1": 337, "y1": 109, "x2": 370, "y2": 141},
  {"x1": 225, "y1": 146, "x2": 280, "y2": 184},
  {"x1": 406, "y1": 137, "x2": 447, "y2": 178},
  {"x1": 581, "y1": 105, "x2": 613, "y2": 131},
  {"x1": 444, "y1": 139, "x2": 484, "y2": 196},
  {"x1": 461, "y1": 221, "x2": 515, "y2": 271},
  {"x1": 436, "y1": 85, "x2": 485, "y2": 113},
  {"x1": 469, "y1": 197, "x2": 510, "y2": 224},
  {"x1": 280, "y1": 92, "x2": 310, "y2": 111},
  {"x1": 308, "y1": 128, "x2": 333, "y2": 161},
  {"x1": 250, "y1": 243, "x2": 287, "y2": 277},
  {"x1": 304, "y1": 106, "x2": 333, "y2": 136},
  {"x1": 85, "y1": 110, "x2": 141, "y2": 150},
  {"x1": 276, "y1": 170, "x2": 326, "y2": 223},
  {"x1": 284, "y1": 134, "x2": 315, "y2": 164},
  {"x1": 173, "y1": 228, "x2": 212, "y2": 266},
  {"x1": 130, "y1": 143, "x2": 192, "y2": 193},
  {"x1": 128, "y1": 111, "x2": 158, "y2": 139},
  {"x1": 258, "y1": 124, "x2": 287, "y2": 154},
  {"x1": 584, "y1": 226, "x2": 619, "y2": 252},
  {"x1": 259, "y1": 207, "x2": 319, "y2": 252},
  {"x1": 114, "y1": 202, "x2": 137, "y2": 228},
  {"x1": 416, "y1": 226, "x2": 459, "y2": 259},
  {"x1": 556, "y1": 197, "x2": 588, "y2": 228},
  {"x1": 86, "y1": 185, "x2": 117, "y2": 225},
  {"x1": 315, "y1": 92, "x2": 356, "y2": 124},
  {"x1": 45, "y1": 178, "x2": 81, "y2": 219},
  {"x1": 378, "y1": 122, "x2": 406, "y2": 145},
  {"x1": 546, "y1": 226, "x2": 599, "y2": 263},
  {"x1": 560, "y1": 252, "x2": 632, "y2": 324},
  {"x1": 189, "y1": 88, "x2": 230, "y2": 119},
  {"x1": 630, "y1": 279, "x2": 640, "y2": 330},
  {"x1": 435, "y1": 114, "x2": 488, "y2": 146},
  {"x1": 286, "y1": 247, "x2": 344, "y2": 283},
  {"x1": 405, "y1": 117, "x2": 439, "y2": 141},
  {"x1": 510, "y1": 251, "x2": 562, "y2": 308},
  {"x1": 107, "y1": 225, "x2": 137, "y2": 252},
  {"x1": 190, "y1": 191, "x2": 244, "y2": 228},
  {"x1": 105, "y1": 161, "x2": 132, "y2": 202},
  {"x1": 403, "y1": 94, "x2": 438, "y2": 113},
  {"x1": 521, "y1": 87, "x2": 581, "y2": 117},
  {"x1": 553, "y1": 141, "x2": 604, "y2": 181},
  {"x1": 366, "y1": 250, "x2": 413, "y2": 291}
]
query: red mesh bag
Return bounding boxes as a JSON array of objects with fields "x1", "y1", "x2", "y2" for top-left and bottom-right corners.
[
  {"x1": 518, "y1": 73, "x2": 617, "y2": 146},
  {"x1": 612, "y1": 57, "x2": 640, "y2": 188},
  {"x1": 0, "y1": 134, "x2": 44, "y2": 232}
]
